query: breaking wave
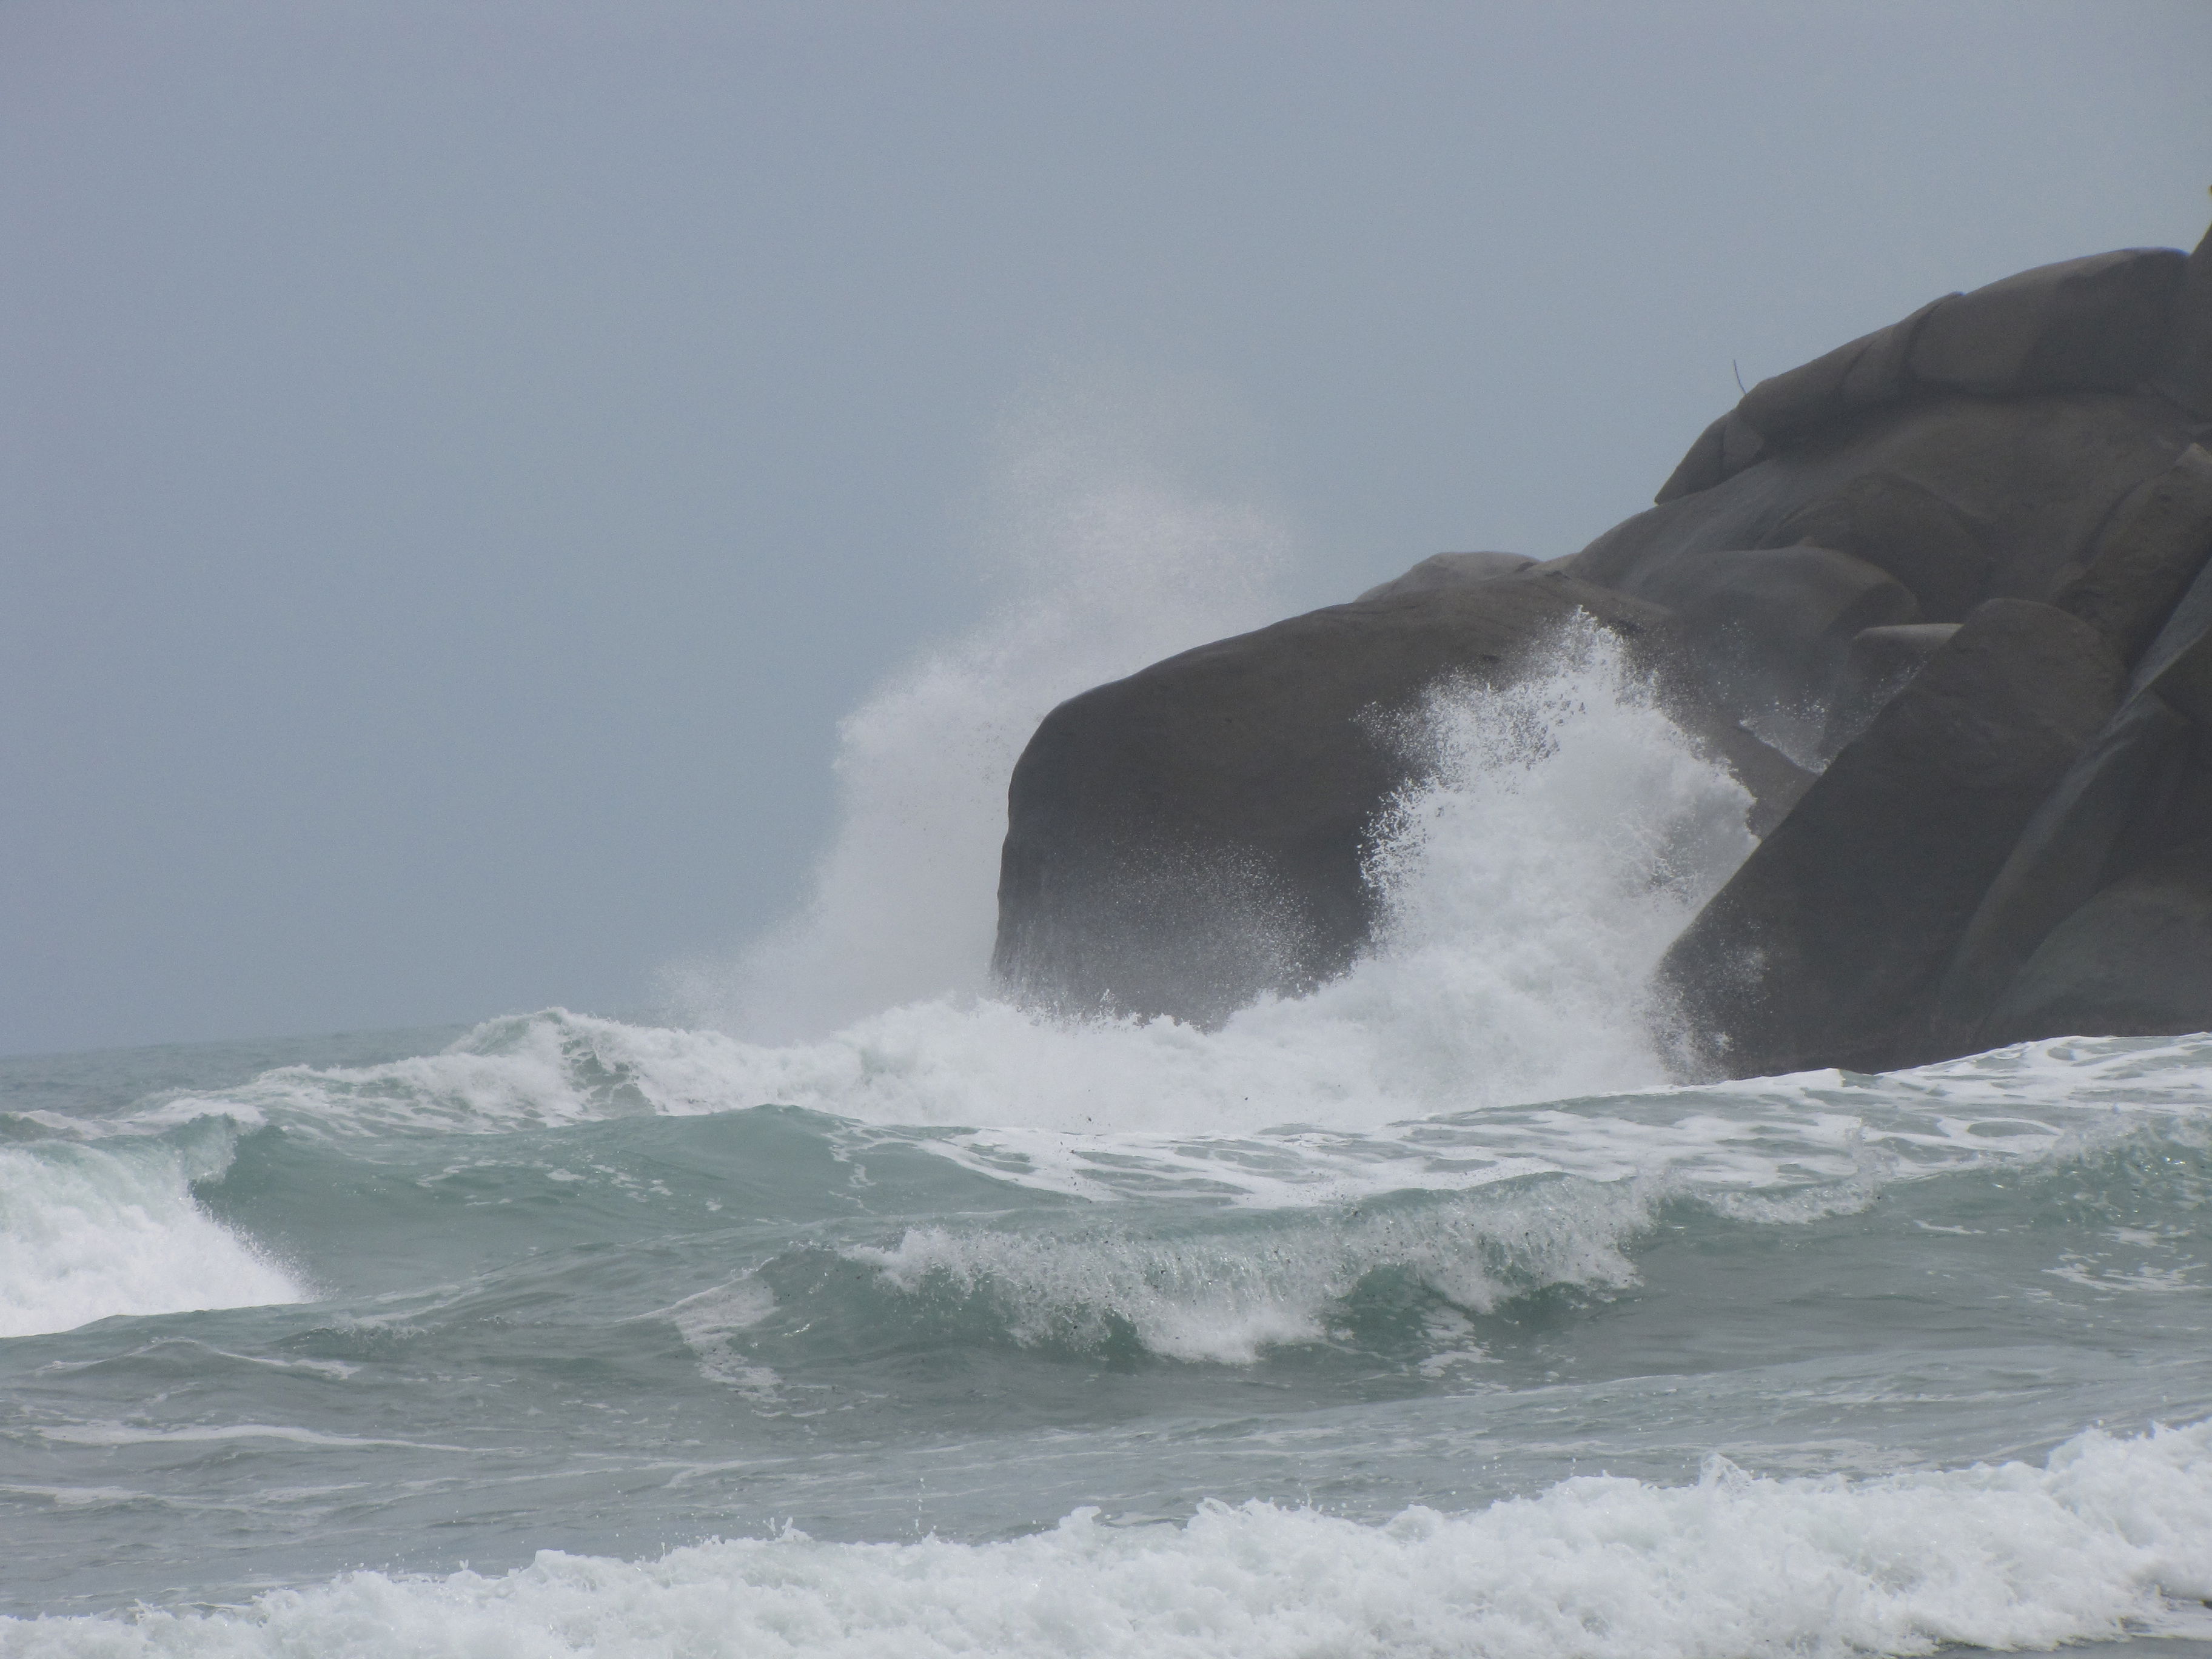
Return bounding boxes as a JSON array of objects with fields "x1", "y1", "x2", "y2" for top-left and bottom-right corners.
[
  {"x1": 0, "y1": 1123, "x2": 303, "y2": 1339},
  {"x1": 9, "y1": 1419, "x2": 2211, "y2": 1659}
]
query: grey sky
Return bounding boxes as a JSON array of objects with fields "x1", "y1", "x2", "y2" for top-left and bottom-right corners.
[{"x1": 4, "y1": 1, "x2": 2208, "y2": 1056}]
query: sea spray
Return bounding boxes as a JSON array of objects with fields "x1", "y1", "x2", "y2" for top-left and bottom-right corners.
[
  {"x1": 607, "y1": 622, "x2": 1751, "y2": 1142},
  {"x1": 1344, "y1": 613, "x2": 1757, "y2": 1099},
  {"x1": 148, "y1": 627, "x2": 1752, "y2": 1161},
  {"x1": 665, "y1": 381, "x2": 1295, "y2": 1042}
]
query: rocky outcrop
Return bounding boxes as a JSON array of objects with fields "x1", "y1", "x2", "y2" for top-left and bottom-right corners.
[
  {"x1": 994, "y1": 218, "x2": 2212, "y2": 1065},
  {"x1": 1652, "y1": 248, "x2": 2188, "y2": 504}
]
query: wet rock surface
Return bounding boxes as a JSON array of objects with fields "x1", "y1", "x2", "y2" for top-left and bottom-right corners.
[{"x1": 992, "y1": 571, "x2": 1800, "y2": 1024}]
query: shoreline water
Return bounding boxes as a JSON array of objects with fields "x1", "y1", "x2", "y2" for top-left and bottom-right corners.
[{"x1": 4, "y1": 1011, "x2": 2210, "y2": 1651}]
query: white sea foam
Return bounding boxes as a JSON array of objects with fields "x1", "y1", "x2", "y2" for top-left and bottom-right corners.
[
  {"x1": 35, "y1": 1424, "x2": 460, "y2": 1450},
  {"x1": 0, "y1": 1136, "x2": 304, "y2": 1341},
  {"x1": 8, "y1": 1418, "x2": 2211, "y2": 1659},
  {"x1": 650, "y1": 1276, "x2": 782, "y2": 1394}
]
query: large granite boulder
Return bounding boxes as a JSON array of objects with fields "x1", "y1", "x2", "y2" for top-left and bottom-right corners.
[
  {"x1": 993, "y1": 219, "x2": 2212, "y2": 1064},
  {"x1": 1907, "y1": 249, "x2": 2185, "y2": 397},
  {"x1": 1578, "y1": 392, "x2": 2194, "y2": 618}
]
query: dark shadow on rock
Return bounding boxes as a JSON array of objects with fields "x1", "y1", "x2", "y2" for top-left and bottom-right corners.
[
  {"x1": 1980, "y1": 836, "x2": 2212, "y2": 1047},
  {"x1": 1815, "y1": 622, "x2": 1959, "y2": 763},
  {"x1": 1610, "y1": 542, "x2": 1919, "y2": 756},
  {"x1": 1658, "y1": 600, "x2": 2124, "y2": 1078}
]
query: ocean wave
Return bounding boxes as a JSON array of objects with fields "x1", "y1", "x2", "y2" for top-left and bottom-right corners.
[
  {"x1": 830, "y1": 1104, "x2": 2212, "y2": 1366},
  {"x1": 841, "y1": 1177, "x2": 1657, "y2": 1364},
  {"x1": 8, "y1": 1418, "x2": 2210, "y2": 1659},
  {"x1": 0, "y1": 1124, "x2": 305, "y2": 1339}
]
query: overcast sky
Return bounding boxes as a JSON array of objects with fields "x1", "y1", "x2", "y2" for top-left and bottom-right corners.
[{"x1": 4, "y1": 0, "x2": 2209, "y2": 1056}]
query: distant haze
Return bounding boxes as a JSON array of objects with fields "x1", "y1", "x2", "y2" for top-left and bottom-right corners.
[{"x1": 4, "y1": 0, "x2": 2208, "y2": 1055}]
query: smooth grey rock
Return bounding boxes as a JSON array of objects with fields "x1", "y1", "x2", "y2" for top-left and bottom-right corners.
[
  {"x1": 1580, "y1": 391, "x2": 2194, "y2": 616},
  {"x1": 1718, "y1": 409, "x2": 1765, "y2": 478},
  {"x1": 993, "y1": 572, "x2": 1801, "y2": 1024},
  {"x1": 1356, "y1": 551, "x2": 1536, "y2": 603},
  {"x1": 1611, "y1": 543, "x2": 1919, "y2": 735},
  {"x1": 1738, "y1": 297, "x2": 1951, "y2": 441},
  {"x1": 1658, "y1": 298, "x2": 1953, "y2": 506},
  {"x1": 1655, "y1": 414, "x2": 1730, "y2": 504},
  {"x1": 1737, "y1": 340, "x2": 1862, "y2": 445},
  {"x1": 1659, "y1": 599, "x2": 2125, "y2": 1078},
  {"x1": 1979, "y1": 838, "x2": 2212, "y2": 1046},
  {"x1": 1841, "y1": 296, "x2": 1948, "y2": 408},
  {"x1": 1922, "y1": 691, "x2": 2196, "y2": 1059},
  {"x1": 2126, "y1": 513, "x2": 2212, "y2": 726},
  {"x1": 1815, "y1": 622, "x2": 1960, "y2": 762},
  {"x1": 1908, "y1": 248, "x2": 2187, "y2": 397},
  {"x1": 1771, "y1": 472, "x2": 1992, "y2": 622},
  {"x1": 2151, "y1": 221, "x2": 2212, "y2": 417},
  {"x1": 2049, "y1": 446, "x2": 2212, "y2": 666}
]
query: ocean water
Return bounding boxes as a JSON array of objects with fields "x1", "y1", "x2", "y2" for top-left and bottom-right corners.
[{"x1": 8, "y1": 572, "x2": 2212, "y2": 1655}]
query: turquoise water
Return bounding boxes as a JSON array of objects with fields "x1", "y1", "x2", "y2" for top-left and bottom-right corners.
[{"x1": 4, "y1": 1011, "x2": 2212, "y2": 1655}]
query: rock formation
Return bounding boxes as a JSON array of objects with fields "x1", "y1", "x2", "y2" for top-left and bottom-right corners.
[{"x1": 994, "y1": 221, "x2": 2212, "y2": 1071}]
